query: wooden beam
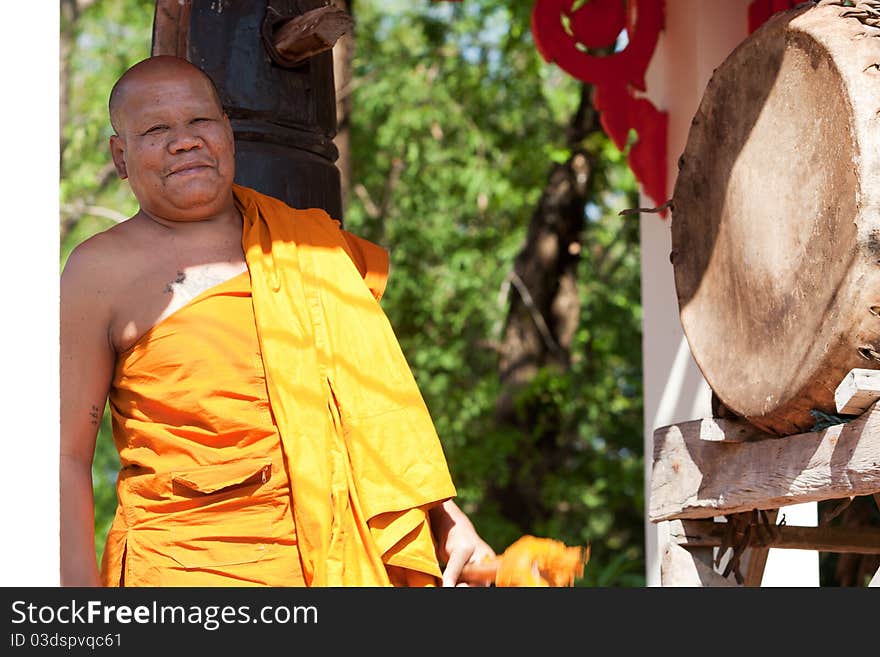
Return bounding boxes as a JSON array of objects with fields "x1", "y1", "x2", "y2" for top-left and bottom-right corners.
[
  {"x1": 151, "y1": 0, "x2": 192, "y2": 57},
  {"x1": 836, "y1": 368, "x2": 880, "y2": 415},
  {"x1": 667, "y1": 517, "x2": 774, "y2": 587},
  {"x1": 660, "y1": 543, "x2": 738, "y2": 587},
  {"x1": 742, "y1": 545, "x2": 772, "y2": 586},
  {"x1": 268, "y1": 5, "x2": 353, "y2": 67},
  {"x1": 676, "y1": 416, "x2": 778, "y2": 443},
  {"x1": 650, "y1": 401, "x2": 880, "y2": 521},
  {"x1": 741, "y1": 509, "x2": 777, "y2": 586},
  {"x1": 670, "y1": 519, "x2": 880, "y2": 554}
]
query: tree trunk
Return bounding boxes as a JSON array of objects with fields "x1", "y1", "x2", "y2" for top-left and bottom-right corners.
[
  {"x1": 491, "y1": 83, "x2": 603, "y2": 528},
  {"x1": 60, "y1": 0, "x2": 98, "y2": 174},
  {"x1": 60, "y1": 0, "x2": 78, "y2": 175},
  {"x1": 331, "y1": 0, "x2": 353, "y2": 214}
]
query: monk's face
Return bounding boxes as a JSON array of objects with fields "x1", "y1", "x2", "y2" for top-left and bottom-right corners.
[{"x1": 109, "y1": 66, "x2": 235, "y2": 222}]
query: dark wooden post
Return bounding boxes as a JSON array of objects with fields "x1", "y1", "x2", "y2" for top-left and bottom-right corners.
[{"x1": 151, "y1": 0, "x2": 349, "y2": 221}]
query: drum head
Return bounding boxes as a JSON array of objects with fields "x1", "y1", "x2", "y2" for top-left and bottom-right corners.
[{"x1": 671, "y1": 1, "x2": 880, "y2": 434}]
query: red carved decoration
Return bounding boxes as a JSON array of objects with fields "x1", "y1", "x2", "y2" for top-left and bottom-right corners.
[
  {"x1": 531, "y1": 0, "x2": 668, "y2": 214},
  {"x1": 748, "y1": 0, "x2": 802, "y2": 33}
]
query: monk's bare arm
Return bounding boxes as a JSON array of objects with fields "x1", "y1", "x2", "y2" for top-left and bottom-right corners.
[{"x1": 60, "y1": 242, "x2": 117, "y2": 587}]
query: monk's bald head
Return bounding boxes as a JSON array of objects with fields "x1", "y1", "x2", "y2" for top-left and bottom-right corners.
[{"x1": 109, "y1": 56, "x2": 223, "y2": 135}]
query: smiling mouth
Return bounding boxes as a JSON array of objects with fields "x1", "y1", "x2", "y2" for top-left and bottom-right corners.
[{"x1": 167, "y1": 164, "x2": 212, "y2": 177}]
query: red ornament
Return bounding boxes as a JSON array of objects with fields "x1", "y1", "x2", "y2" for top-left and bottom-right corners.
[
  {"x1": 748, "y1": 0, "x2": 802, "y2": 33},
  {"x1": 532, "y1": 0, "x2": 668, "y2": 215}
]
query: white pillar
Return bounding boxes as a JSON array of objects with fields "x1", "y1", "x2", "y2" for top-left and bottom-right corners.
[
  {"x1": 639, "y1": 0, "x2": 818, "y2": 586},
  {"x1": 0, "y1": 1, "x2": 60, "y2": 586}
]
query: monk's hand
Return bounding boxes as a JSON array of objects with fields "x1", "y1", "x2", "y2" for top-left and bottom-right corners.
[{"x1": 429, "y1": 499, "x2": 496, "y2": 587}]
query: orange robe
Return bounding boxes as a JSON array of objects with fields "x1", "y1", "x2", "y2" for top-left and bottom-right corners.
[{"x1": 101, "y1": 184, "x2": 456, "y2": 586}]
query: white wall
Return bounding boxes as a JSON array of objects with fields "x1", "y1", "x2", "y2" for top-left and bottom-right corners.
[
  {"x1": 0, "y1": 2, "x2": 60, "y2": 585},
  {"x1": 639, "y1": 0, "x2": 818, "y2": 587}
]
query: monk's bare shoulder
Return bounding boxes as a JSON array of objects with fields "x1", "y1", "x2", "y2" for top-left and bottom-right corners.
[
  {"x1": 63, "y1": 218, "x2": 145, "y2": 291},
  {"x1": 61, "y1": 217, "x2": 156, "y2": 335}
]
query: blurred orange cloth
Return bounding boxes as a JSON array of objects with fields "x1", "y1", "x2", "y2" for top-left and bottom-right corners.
[
  {"x1": 460, "y1": 535, "x2": 588, "y2": 587},
  {"x1": 101, "y1": 185, "x2": 456, "y2": 586},
  {"x1": 493, "y1": 535, "x2": 588, "y2": 587}
]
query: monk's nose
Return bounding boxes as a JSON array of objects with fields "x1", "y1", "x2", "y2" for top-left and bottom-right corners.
[{"x1": 168, "y1": 130, "x2": 202, "y2": 152}]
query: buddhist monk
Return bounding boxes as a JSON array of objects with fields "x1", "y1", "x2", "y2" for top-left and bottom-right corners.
[{"x1": 60, "y1": 55, "x2": 494, "y2": 587}]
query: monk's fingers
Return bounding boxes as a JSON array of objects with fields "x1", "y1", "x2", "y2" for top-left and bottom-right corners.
[
  {"x1": 468, "y1": 543, "x2": 497, "y2": 587},
  {"x1": 441, "y1": 547, "x2": 473, "y2": 588},
  {"x1": 473, "y1": 542, "x2": 497, "y2": 563}
]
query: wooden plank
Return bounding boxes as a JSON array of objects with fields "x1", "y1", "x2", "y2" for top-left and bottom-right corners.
[
  {"x1": 742, "y1": 546, "x2": 771, "y2": 586},
  {"x1": 668, "y1": 516, "x2": 775, "y2": 586},
  {"x1": 650, "y1": 401, "x2": 880, "y2": 521},
  {"x1": 835, "y1": 368, "x2": 880, "y2": 415},
  {"x1": 687, "y1": 416, "x2": 778, "y2": 443},
  {"x1": 269, "y1": 5, "x2": 353, "y2": 67},
  {"x1": 660, "y1": 543, "x2": 738, "y2": 587},
  {"x1": 670, "y1": 519, "x2": 880, "y2": 554}
]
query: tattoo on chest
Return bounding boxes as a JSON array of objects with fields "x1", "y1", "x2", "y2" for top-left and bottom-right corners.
[
  {"x1": 164, "y1": 271, "x2": 187, "y2": 294},
  {"x1": 89, "y1": 404, "x2": 101, "y2": 426},
  {"x1": 163, "y1": 267, "x2": 238, "y2": 299}
]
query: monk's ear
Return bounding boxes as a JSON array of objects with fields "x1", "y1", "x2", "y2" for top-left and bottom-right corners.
[{"x1": 109, "y1": 135, "x2": 128, "y2": 180}]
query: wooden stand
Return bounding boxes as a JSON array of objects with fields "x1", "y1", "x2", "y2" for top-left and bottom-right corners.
[{"x1": 650, "y1": 368, "x2": 880, "y2": 586}]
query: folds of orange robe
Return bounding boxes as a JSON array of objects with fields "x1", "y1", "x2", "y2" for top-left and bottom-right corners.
[
  {"x1": 104, "y1": 272, "x2": 306, "y2": 586},
  {"x1": 102, "y1": 184, "x2": 456, "y2": 586},
  {"x1": 235, "y1": 184, "x2": 457, "y2": 586}
]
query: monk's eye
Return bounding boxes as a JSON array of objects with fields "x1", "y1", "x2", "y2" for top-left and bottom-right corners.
[
  {"x1": 192, "y1": 117, "x2": 213, "y2": 123},
  {"x1": 143, "y1": 125, "x2": 168, "y2": 135}
]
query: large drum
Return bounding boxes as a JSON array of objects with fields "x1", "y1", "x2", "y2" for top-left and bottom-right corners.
[{"x1": 671, "y1": 0, "x2": 880, "y2": 435}]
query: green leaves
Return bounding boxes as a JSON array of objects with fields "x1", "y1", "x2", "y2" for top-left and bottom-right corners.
[
  {"x1": 60, "y1": 0, "x2": 153, "y2": 266},
  {"x1": 92, "y1": 404, "x2": 120, "y2": 567},
  {"x1": 348, "y1": 1, "x2": 644, "y2": 585}
]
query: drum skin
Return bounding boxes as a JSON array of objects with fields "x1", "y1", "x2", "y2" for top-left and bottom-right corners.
[{"x1": 671, "y1": 0, "x2": 880, "y2": 435}]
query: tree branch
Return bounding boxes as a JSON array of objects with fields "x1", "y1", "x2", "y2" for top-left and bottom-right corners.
[{"x1": 507, "y1": 271, "x2": 566, "y2": 359}]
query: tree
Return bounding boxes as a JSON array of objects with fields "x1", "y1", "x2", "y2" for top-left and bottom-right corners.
[
  {"x1": 60, "y1": 0, "x2": 154, "y2": 262},
  {"x1": 345, "y1": 0, "x2": 643, "y2": 585},
  {"x1": 331, "y1": 0, "x2": 354, "y2": 209}
]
